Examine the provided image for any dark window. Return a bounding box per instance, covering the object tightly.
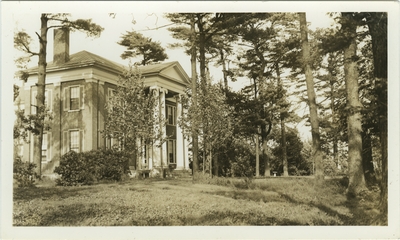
[167,139,176,164]
[167,105,176,125]
[70,86,80,110]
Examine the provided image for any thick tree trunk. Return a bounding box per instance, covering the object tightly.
[190,16,199,179]
[299,13,324,181]
[262,139,270,177]
[366,12,387,217]
[33,14,49,177]
[262,122,272,176]
[330,76,339,169]
[379,122,388,215]
[213,151,218,177]
[362,126,376,186]
[342,12,366,195]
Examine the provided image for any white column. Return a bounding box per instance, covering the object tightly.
[149,87,168,170]
[150,87,160,168]
[175,94,185,170]
[159,88,168,168]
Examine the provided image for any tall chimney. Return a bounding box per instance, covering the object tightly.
[53,28,70,65]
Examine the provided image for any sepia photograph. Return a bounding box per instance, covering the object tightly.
[1,1,399,239]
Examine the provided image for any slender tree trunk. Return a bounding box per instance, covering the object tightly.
[299,12,324,181]
[255,131,259,177]
[197,15,208,89]
[342,12,366,195]
[190,16,199,179]
[220,49,228,91]
[33,14,49,177]
[276,63,288,176]
[280,116,288,176]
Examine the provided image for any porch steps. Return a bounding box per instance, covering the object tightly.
[171,169,192,178]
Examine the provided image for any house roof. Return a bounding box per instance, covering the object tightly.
[27,50,126,74]
[139,61,178,74]
[26,50,191,87]
[27,51,187,76]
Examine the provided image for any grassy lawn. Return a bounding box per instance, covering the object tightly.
[13,176,383,226]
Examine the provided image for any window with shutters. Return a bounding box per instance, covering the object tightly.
[63,129,83,154]
[70,130,80,152]
[106,132,120,150]
[64,85,84,112]
[31,89,52,114]
[42,133,47,162]
[41,132,51,162]
[70,86,80,110]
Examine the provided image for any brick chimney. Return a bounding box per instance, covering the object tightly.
[53,28,70,65]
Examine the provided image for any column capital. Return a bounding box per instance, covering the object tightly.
[149,86,168,94]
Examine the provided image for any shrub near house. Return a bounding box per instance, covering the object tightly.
[54,149,130,186]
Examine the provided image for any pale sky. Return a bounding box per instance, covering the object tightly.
[12,11,335,86]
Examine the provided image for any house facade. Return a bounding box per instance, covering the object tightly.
[15,29,191,176]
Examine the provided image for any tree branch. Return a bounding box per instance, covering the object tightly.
[138,23,175,32]
[47,25,66,30]
[20,41,39,56]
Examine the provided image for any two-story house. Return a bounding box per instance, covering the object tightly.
[15,28,191,177]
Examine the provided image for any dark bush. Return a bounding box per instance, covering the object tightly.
[54,151,96,186]
[231,154,254,178]
[94,149,131,181]
[54,149,131,186]
[13,156,39,187]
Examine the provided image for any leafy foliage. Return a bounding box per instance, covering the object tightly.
[103,66,165,158]
[179,82,233,174]
[13,157,39,187]
[14,107,53,141]
[54,149,131,186]
[270,127,312,176]
[118,31,168,65]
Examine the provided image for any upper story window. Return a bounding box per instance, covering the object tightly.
[70,86,80,110]
[107,88,116,101]
[64,85,84,111]
[167,105,176,125]
[31,89,52,114]
[107,88,117,111]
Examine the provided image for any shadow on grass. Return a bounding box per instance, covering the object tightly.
[37,203,98,226]
[206,190,282,203]
[13,185,101,201]
[180,210,302,226]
